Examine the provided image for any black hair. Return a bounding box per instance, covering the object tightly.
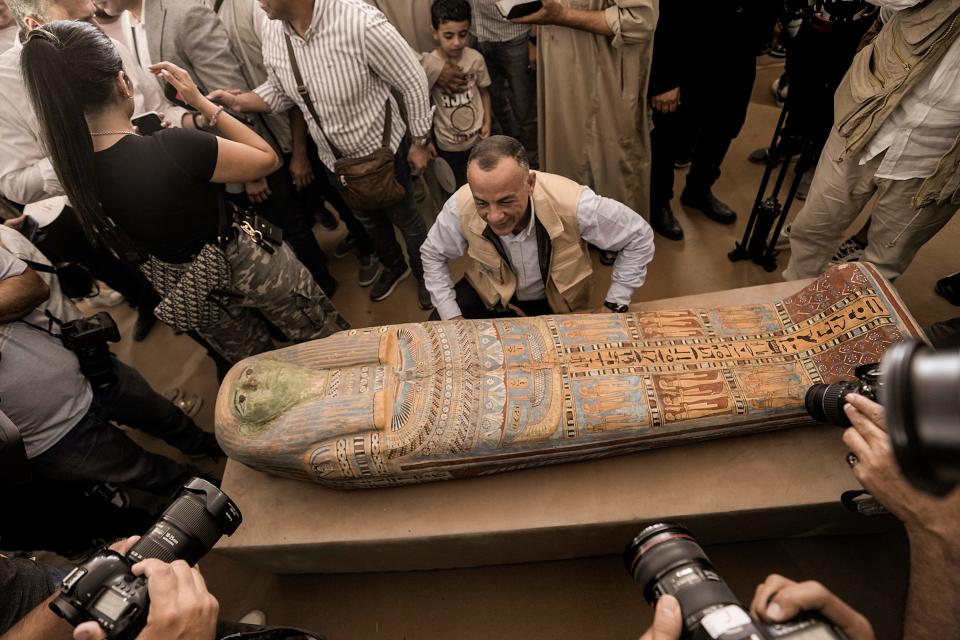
[468,135,529,172]
[430,0,471,29]
[20,20,126,250]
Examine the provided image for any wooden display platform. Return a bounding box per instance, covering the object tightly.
[215,278,904,573]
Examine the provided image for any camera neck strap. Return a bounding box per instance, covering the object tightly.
[17,309,63,338]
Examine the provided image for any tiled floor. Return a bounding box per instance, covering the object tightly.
[93,55,954,638]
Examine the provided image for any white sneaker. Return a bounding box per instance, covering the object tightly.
[86,285,125,307]
[830,236,868,264]
[238,610,266,626]
[771,78,788,107]
[774,223,791,251]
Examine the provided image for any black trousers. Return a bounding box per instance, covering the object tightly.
[650,55,756,208]
[30,360,207,497]
[429,277,553,320]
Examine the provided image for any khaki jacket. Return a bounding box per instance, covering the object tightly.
[834,0,960,207]
[456,172,592,315]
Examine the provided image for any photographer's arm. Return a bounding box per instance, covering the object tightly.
[0,594,73,640]
[148,62,280,182]
[0,539,138,640]
[843,394,960,638]
[0,266,48,323]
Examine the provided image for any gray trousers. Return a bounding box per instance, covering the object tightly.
[783,127,958,281]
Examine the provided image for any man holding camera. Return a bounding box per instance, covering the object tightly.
[636,391,960,639]
[1,537,224,640]
[0,247,218,497]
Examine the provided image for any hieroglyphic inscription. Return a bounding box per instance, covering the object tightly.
[215,263,924,489]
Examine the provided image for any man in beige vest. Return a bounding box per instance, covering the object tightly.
[421,135,654,320]
[511,0,657,218]
[783,0,960,282]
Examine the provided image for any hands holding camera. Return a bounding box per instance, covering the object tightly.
[71,546,218,640]
[637,578,875,640]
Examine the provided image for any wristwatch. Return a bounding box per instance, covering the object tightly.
[411,134,431,148]
[604,300,629,313]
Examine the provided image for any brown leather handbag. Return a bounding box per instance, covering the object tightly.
[283,35,405,211]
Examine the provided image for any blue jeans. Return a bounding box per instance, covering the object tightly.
[326,138,427,280]
[31,360,206,497]
[476,36,538,163]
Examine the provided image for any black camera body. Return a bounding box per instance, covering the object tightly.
[625,523,844,640]
[60,312,121,389]
[51,478,242,639]
[804,363,880,427]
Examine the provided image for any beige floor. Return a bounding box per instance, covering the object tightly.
[93,56,955,638]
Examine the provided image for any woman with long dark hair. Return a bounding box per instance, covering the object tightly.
[19,20,347,363]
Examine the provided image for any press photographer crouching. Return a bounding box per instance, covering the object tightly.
[633,340,960,639]
[0,246,222,498]
[0,478,323,640]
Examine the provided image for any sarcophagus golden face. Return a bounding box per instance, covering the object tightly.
[215,263,924,488]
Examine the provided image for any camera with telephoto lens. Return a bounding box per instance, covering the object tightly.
[624,523,845,640]
[60,311,121,390]
[50,478,242,640]
[804,363,881,428]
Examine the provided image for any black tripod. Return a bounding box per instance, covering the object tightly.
[729,99,816,272]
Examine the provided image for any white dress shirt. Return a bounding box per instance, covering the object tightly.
[0,30,187,205]
[253,0,432,170]
[421,183,656,320]
[860,0,960,180]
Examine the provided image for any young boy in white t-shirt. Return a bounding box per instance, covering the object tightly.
[420,0,492,188]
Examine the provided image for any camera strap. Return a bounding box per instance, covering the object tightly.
[16,309,62,338]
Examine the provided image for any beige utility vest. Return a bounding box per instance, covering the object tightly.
[835,0,960,207]
[456,172,593,315]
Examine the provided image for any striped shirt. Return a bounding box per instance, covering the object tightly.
[254,0,432,169]
[468,0,530,43]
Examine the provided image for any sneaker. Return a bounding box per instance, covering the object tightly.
[87,285,125,307]
[771,76,788,105]
[358,254,382,287]
[769,43,788,59]
[316,207,339,231]
[162,387,204,419]
[830,236,868,264]
[334,235,357,258]
[417,281,433,310]
[85,483,130,509]
[774,223,791,251]
[239,610,267,626]
[370,265,411,301]
[673,156,692,169]
[796,170,813,201]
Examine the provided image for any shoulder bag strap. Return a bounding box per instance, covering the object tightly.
[380,97,392,149]
[283,33,345,160]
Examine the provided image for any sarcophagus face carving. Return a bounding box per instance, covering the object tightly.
[215,263,924,488]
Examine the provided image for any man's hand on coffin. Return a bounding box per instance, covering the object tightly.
[842,393,960,536]
[750,574,875,640]
[637,595,681,640]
